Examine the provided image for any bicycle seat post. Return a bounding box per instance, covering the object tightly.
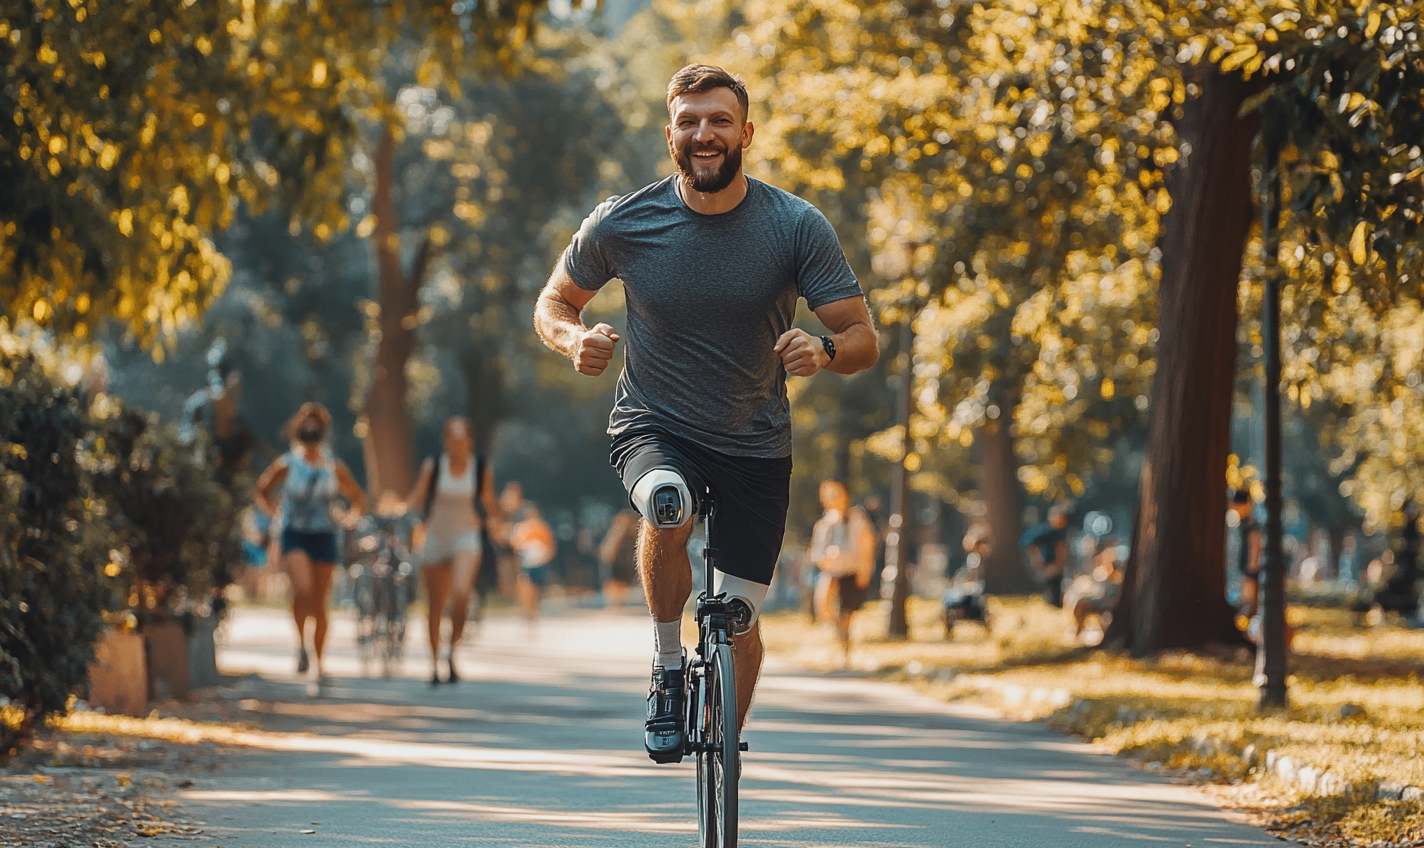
[700,488,717,601]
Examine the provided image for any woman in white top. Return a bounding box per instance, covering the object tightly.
[408,416,498,685]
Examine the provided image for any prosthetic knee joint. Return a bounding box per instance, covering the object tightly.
[713,571,769,637]
[631,467,693,529]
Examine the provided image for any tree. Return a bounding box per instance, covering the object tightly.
[1106,69,1262,654]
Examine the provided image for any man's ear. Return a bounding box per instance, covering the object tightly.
[742,121,755,148]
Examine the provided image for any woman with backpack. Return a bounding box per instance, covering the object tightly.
[408,416,498,685]
[254,402,366,694]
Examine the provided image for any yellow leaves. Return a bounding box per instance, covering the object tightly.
[355,215,377,238]
[138,114,157,148]
[1219,43,1259,73]
[311,59,328,87]
[148,29,161,45]
[32,300,50,322]
[1339,92,1367,114]
[1101,377,1115,400]
[1349,220,1370,265]
[195,36,212,56]
[1365,8,1382,39]
[37,44,57,64]
[48,136,66,155]
[214,162,229,185]
[117,209,133,236]
[1320,149,1339,170]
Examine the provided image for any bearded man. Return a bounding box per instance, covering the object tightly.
[533,64,879,763]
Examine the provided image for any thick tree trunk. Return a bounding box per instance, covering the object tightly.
[1107,71,1260,655]
[364,124,430,499]
[980,415,1034,594]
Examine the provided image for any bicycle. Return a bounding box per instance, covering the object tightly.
[348,513,416,676]
[683,491,749,848]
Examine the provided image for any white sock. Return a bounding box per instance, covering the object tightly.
[653,618,683,669]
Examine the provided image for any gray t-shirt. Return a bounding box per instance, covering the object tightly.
[562,176,863,459]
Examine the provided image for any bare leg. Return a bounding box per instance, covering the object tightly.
[516,575,541,624]
[638,521,694,622]
[448,550,479,645]
[310,563,336,678]
[731,623,764,732]
[836,610,853,668]
[286,550,315,666]
[423,562,453,674]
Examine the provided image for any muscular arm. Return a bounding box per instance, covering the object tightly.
[814,295,879,375]
[774,295,879,377]
[534,264,619,375]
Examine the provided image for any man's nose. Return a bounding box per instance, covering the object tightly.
[694,121,715,141]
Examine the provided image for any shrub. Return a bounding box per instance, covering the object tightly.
[89,400,240,620]
[0,352,118,757]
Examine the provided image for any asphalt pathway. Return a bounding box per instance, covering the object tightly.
[158,605,1276,847]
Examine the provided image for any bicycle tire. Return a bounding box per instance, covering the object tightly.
[697,642,738,848]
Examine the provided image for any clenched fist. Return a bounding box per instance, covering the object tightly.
[774,328,830,377]
[574,323,620,376]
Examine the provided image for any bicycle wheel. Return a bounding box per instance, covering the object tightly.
[696,642,738,848]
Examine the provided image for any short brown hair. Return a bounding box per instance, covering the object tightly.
[667,64,749,122]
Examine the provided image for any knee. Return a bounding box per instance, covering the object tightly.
[631,467,694,529]
[714,572,769,637]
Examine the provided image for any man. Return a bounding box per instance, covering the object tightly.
[1229,488,1262,618]
[809,480,877,667]
[533,64,878,763]
[1022,504,1071,608]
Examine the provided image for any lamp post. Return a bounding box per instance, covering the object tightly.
[885,240,920,640]
[1257,138,1288,710]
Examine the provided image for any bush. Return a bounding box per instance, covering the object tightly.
[89,399,240,620]
[0,345,243,758]
[0,352,118,757]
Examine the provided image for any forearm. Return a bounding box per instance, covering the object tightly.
[534,289,588,360]
[826,320,878,375]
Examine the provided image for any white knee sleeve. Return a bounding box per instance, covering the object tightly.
[631,467,693,529]
[713,570,769,636]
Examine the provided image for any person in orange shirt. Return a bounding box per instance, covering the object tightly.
[512,503,557,625]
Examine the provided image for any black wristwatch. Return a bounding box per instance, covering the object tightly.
[819,335,837,362]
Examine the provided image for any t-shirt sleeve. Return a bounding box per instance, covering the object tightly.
[560,197,620,291]
[795,207,864,309]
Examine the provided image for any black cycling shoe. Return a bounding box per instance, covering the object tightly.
[644,662,687,764]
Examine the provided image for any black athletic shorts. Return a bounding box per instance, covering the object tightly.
[611,426,792,586]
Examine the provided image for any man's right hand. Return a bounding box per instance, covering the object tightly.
[574,323,620,376]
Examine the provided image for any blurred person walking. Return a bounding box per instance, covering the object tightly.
[254,403,366,694]
[1229,488,1263,618]
[599,509,641,609]
[809,480,877,667]
[1021,505,1071,608]
[512,503,557,626]
[408,416,498,686]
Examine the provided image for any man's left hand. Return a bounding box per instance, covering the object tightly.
[774,328,829,377]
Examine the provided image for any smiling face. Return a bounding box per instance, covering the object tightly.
[666,88,752,194]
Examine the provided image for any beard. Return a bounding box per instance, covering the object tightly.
[673,138,742,194]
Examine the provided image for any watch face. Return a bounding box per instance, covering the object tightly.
[821,335,836,360]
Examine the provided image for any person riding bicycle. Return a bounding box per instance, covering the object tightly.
[533,63,878,763]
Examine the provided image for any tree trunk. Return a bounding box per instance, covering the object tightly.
[363,124,431,499]
[980,415,1034,594]
[1107,71,1260,655]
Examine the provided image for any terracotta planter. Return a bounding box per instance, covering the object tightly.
[87,631,147,717]
[143,621,191,702]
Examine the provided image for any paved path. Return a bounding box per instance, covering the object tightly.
[159,606,1274,847]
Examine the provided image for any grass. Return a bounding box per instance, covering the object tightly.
[760,595,1424,845]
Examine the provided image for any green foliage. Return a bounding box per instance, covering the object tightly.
[0,335,240,756]
[88,400,239,613]
[0,346,117,755]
